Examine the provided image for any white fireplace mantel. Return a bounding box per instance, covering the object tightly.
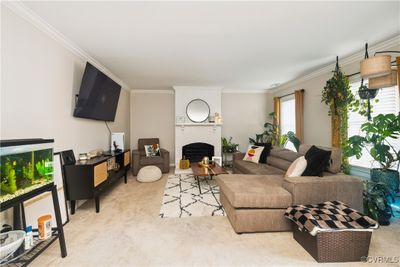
[173,86,222,167]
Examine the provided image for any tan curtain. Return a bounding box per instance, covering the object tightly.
[273,97,281,139]
[294,89,304,143]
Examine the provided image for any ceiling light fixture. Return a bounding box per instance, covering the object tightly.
[360,43,399,88]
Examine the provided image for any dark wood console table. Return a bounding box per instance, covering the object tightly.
[63,149,130,214]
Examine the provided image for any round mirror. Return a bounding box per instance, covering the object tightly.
[186,99,210,123]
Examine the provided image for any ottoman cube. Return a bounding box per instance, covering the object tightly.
[285,201,378,263]
[137,165,162,182]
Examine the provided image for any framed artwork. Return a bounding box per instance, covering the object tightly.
[212,156,222,166]
[23,153,69,227]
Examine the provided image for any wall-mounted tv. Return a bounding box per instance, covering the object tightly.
[73,62,121,121]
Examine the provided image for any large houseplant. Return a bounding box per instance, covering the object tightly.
[363,181,394,225]
[249,112,279,145]
[344,113,400,193]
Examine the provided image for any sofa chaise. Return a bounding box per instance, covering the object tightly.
[217,144,363,233]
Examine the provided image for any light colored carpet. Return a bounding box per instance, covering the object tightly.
[159,174,224,218]
[30,170,400,267]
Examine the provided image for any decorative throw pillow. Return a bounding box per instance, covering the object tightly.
[254,142,272,164]
[144,144,161,157]
[285,156,307,177]
[302,145,331,177]
[243,145,264,163]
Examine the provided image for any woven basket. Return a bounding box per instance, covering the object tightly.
[293,225,372,263]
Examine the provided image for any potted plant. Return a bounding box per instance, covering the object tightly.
[363,181,394,225]
[344,113,400,194]
[221,137,238,153]
[249,112,279,145]
[279,131,301,152]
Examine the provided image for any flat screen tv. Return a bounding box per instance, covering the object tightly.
[73,62,121,121]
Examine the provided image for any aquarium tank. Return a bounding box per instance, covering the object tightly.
[0,139,54,204]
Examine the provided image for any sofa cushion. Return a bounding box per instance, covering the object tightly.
[269,147,302,162]
[217,174,292,208]
[140,156,163,165]
[254,142,272,163]
[299,144,342,174]
[286,156,307,177]
[302,145,331,177]
[243,145,264,163]
[234,160,285,175]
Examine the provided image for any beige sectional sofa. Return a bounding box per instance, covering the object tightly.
[217,144,363,233]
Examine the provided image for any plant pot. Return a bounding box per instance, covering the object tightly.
[370,168,400,193]
[358,88,378,99]
[378,208,391,226]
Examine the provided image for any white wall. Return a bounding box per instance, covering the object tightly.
[130,91,175,164]
[1,6,131,154]
[222,92,273,152]
[130,90,273,165]
[271,37,400,147]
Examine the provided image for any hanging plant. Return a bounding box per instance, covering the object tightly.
[321,57,353,117]
[321,56,353,173]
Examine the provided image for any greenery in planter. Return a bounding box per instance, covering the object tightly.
[344,113,400,170]
[221,137,238,153]
[249,112,279,145]
[344,113,400,193]
[321,59,353,172]
[279,131,301,152]
[363,181,394,225]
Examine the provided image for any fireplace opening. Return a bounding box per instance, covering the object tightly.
[182,142,214,163]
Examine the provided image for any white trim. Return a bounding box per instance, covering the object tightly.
[173,86,223,91]
[271,35,400,93]
[131,89,174,94]
[222,89,271,94]
[2,1,131,91]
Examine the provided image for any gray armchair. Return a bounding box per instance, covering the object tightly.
[132,138,170,175]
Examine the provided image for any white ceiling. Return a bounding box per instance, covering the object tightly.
[22,1,400,91]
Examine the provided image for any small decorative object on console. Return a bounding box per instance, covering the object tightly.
[111,132,125,151]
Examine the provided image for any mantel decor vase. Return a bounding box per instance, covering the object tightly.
[370,168,400,194]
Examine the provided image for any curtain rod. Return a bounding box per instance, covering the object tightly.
[278,89,304,99]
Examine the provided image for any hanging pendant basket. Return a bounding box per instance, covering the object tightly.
[358,86,378,100]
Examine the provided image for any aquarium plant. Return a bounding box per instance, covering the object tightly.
[22,162,34,181]
[1,161,17,194]
[35,159,53,181]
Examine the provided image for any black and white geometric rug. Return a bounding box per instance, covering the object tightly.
[159,174,225,218]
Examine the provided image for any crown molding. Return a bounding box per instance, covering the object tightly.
[131,89,175,94]
[271,35,400,94]
[222,89,271,94]
[173,86,223,91]
[2,1,131,91]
